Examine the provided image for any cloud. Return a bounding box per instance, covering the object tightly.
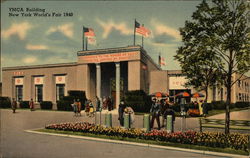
[22,56,37,64]
[151,43,178,47]
[26,44,48,50]
[96,19,133,39]
[151,19,181,41]
[47,23,74,38]
[1,22,33,40]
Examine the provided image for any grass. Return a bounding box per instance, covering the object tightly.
[36,128,248,156]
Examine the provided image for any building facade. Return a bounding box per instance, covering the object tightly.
[2,46,160,107]
[2,46,250,108]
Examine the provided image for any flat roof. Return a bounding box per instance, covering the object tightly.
[3,62,77,71]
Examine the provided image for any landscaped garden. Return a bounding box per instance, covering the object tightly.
[43,121,249,155]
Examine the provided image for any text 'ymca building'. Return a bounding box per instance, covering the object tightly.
[2,46,250,108]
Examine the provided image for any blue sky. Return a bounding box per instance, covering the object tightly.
[1,1,200,70]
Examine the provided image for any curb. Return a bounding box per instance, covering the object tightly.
[25,129,249,158]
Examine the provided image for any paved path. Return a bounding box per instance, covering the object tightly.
[208,109,250,120]
[0,109,226,158]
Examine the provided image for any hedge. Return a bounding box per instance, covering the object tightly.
[234,102,249,108]
[0,97,11,108]
[40,101,53,110]
[124,90,152,113]
[57,91,87,111]
[19,101,30,108]
[57,96,74,111]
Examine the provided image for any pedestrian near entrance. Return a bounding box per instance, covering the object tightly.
[102,97,107,110]
[118,101,126,126]
[11,98,17,113]
[107,97,112,111]
[77,99,82,116]
[72,99,78,116]
[150,99,161,130]
[29,99,34,111]
[95,96,100,112]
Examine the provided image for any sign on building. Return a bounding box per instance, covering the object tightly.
[169,76,188,89]
[15,77,24,85]
[55,76,66,84]
[34,77,44,85]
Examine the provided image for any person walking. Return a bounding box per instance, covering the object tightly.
[77,99,82,116]
[95,96,100,112]
[118,101,126,126]
[150,99,161,130]
[102,97,107,110]
[198,100,204,116]
[161,99,170,127]
[72,99,78,116]
[11,98,17,113]
[29,98,34,111]
[202,100,208,117]
[107,97,112,111]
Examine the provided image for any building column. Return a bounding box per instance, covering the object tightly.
[115,62,120,107]
[96,63,101,99]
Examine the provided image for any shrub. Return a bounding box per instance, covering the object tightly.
[234,102,249,108]
[57,96,74,111]
[19,101,30,108]
[40,101,53,110]
[67,90,86,110]
[211,101,226,110]
[124,90,152,113]
[0,97,11,108]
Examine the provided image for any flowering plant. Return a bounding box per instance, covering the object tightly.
[45,122,249,152]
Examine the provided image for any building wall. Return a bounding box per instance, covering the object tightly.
[128,60,141,91]
[149,71,168,93]
[2,63,78,103]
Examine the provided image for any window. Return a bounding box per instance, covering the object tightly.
[35,85,43,102]
[56,84,65,101]
[238,80,241,88]
[55,75,66,101]
[212,86,216,101]
[220,88,223,101]
[16,85,23,101]
[14,77,24,101]
[239,93,242,101]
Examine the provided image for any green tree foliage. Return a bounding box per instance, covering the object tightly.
[175,0,249,134]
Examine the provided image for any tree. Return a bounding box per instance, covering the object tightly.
[176,43,224,102]
[175,0,250,134]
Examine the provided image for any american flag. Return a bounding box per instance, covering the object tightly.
[159,56,166,66]
[83,27,95,37]
[88,37,96,45]
[135,21,151,37]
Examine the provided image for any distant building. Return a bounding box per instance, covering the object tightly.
[2,46,249,108]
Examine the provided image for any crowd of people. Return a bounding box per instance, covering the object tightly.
[10,95,207,132]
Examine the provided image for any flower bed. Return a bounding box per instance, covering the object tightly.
[45,122,249,152]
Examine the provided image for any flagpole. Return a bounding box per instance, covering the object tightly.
[86,37,88,50]
[82,26,85,51]
[142,35,144,48]
[159,53,161,68]
[142,24,144,48]
[134,19,136,46]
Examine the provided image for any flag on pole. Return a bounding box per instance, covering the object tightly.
[83,27,95,37]
[83,27,96,45]
[135,21,151,37]
[87,37,96,45]
[159,55,166,66]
